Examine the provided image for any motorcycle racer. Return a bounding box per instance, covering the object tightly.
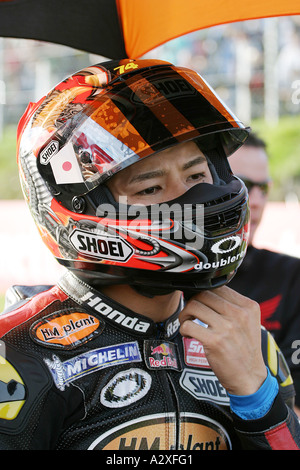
[0,59,299,450]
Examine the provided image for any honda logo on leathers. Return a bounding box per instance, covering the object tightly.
[81,291,151,334]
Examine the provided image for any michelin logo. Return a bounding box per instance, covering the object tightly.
[45,341,142,391]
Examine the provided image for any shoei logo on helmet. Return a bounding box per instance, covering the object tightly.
[211,236,242,254]
[40,140,59,165]
[69,229,133,262]
[131,77,196,106]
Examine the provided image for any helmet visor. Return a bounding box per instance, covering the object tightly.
[37,66,249,195]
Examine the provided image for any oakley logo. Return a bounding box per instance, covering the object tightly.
[69,229,133,262]
[211,236,242,254]
[100,368,151,409]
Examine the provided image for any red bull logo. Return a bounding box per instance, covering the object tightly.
[151,343,172,356]
[144,341,181,371]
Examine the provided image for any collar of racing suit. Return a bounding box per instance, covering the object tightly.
[58,271,183,340]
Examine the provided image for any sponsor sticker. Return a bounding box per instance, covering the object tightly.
[30,311,104,350]
[164,315,181,339]
[0,356,26,420]
[44,341,142,391]
[180,369,229,405]
[88,412,231,450]
[69,229,133,262]
[143,340,181,371]
[80,291,152,335]
[131,77,197,107]
[194,249,246,271]
[182,337,210,368]
[40,140,59,165]
[49,142,84,184]
[100,368,151,408]
[210,236,242,254]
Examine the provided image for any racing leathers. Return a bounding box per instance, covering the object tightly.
[0,271,299,450]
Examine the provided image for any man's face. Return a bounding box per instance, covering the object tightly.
[106,141,213,205]
[229,145,270,245]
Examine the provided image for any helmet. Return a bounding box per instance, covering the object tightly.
[17,59,250,296]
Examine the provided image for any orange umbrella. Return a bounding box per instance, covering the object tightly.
[0,0,299,58]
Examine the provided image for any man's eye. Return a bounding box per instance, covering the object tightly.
[188,172,206,181]
[137,186,160,196]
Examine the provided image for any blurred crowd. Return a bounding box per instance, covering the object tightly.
[145,16,300,122]
[0,16,300,129]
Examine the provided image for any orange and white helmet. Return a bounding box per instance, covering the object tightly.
[17,59,250,295]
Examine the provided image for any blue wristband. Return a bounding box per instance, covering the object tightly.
[228,368,279,420]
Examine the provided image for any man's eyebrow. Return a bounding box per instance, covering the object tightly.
[129,169,166,184]
[129,155,207,184]
[182,155,207,170]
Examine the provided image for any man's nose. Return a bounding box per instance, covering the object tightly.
[166,178,189,200]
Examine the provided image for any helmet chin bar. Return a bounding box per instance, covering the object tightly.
[132,273,230,298]
[68,176,248,297]
[68,257,235,298]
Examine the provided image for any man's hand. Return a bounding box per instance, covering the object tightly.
[179,286,267,396]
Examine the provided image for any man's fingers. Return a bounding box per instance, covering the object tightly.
[179,318,211,341]
[186,286,261,321]
[179,299,219,328]
[208,285,260,310]
[179,285,262,344]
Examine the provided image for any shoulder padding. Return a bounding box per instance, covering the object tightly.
[3,285,53,311]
